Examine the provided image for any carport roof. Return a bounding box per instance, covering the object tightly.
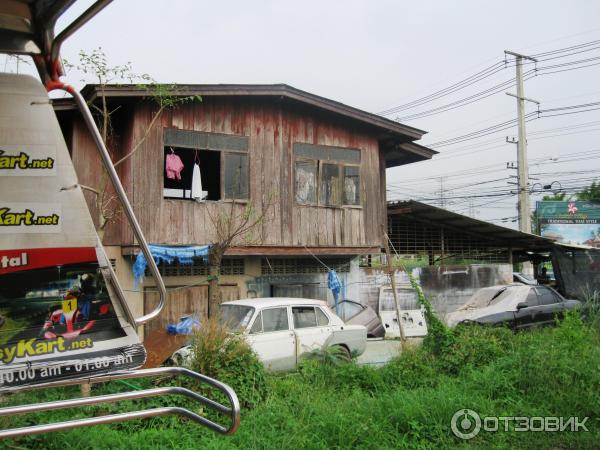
[388,200,555,252]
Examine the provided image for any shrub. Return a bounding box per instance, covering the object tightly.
[187,316,268,409]
[304,344,352,367]
[437,324,513,375]
[408,273,455,356]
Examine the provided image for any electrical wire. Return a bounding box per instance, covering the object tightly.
[378,39,600,119]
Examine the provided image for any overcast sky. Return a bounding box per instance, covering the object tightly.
[6,0,600,229]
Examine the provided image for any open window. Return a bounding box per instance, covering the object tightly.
[163,129,249,201]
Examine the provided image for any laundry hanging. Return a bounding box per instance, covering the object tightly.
[165,148,185,180]
[191,150,204,201]
[132,244,210,287]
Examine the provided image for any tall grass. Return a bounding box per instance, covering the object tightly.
[2,313,599,449]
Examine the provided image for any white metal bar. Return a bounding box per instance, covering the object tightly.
[0,367,240,438]
[68,88,167,326]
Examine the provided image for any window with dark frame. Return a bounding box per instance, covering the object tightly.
[293,143,361,207]
[163,128,249,201]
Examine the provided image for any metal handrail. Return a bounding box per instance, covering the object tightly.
[67,87,167,326]
[0,367,241,439]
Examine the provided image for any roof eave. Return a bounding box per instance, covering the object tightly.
[77,83,428,140]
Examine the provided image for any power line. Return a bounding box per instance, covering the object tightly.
[378,39,600,119]
[377,61,506,115]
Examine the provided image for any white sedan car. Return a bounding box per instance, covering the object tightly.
[173,298,367,371]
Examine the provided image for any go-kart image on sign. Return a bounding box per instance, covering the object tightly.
[0,247,145,388]
[0,203,61,234]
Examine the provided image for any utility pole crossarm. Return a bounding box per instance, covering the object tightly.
[505,92,540,105]
[504,50,538,62]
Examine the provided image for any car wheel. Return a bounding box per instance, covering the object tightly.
[332,345,351,362]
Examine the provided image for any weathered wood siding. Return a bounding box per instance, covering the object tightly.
[72,97,386,249]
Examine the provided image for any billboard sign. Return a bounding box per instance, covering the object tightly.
[537,201,600,247]
[0,73,145,390]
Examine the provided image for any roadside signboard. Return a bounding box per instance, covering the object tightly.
[536,201,600,247]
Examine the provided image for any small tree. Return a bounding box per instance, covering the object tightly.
[206,195,275,317]
[65,48,199,238]
[577,181,600,201]
[531,192,569,234]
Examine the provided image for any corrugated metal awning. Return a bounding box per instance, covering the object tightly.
[388,200,555,252]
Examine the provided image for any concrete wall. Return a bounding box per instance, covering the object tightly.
[417,264,513,318]
[355,264,513,319]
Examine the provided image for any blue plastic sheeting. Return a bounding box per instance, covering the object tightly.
[133,244,210,287]
[328,270,342,314]
[167,315,201,335]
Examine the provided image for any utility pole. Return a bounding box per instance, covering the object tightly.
[439,176,445,208]
[382,225,406,346]
[504,50,539,234]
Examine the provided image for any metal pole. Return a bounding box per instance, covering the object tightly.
[0,367,241,438]
[69,89,167,326]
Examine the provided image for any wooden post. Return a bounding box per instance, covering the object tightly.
[80,382,91,397]
[382,225,406,345]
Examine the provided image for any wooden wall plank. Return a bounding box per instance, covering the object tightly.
[144,285,208,336]
[72,96,387,252]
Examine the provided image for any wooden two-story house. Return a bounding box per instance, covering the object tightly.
[54,84,435,335]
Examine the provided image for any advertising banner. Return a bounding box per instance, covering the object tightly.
[0,73,145,390]
[537,201,600,247]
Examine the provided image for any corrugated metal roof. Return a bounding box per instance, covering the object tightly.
[388,200,554,251]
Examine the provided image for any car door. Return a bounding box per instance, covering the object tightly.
[338,300,385,338]
[379,287,427,338]
[245,307,296,371]
[536,286,565,325]
[291,306,332,361]
[514,288,542,329]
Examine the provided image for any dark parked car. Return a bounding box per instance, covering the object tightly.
[446,284,582,329]
[335,300,385,338]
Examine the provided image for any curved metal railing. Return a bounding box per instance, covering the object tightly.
[0,367,241,439]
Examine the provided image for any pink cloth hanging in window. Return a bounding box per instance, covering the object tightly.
[165,153,185,180]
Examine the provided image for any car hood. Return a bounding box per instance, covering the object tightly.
[446,287,529,327]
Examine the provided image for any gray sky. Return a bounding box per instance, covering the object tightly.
[6,0,600,228]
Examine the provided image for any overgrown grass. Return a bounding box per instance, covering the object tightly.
[186,316,268,409]
[2,313,599,449]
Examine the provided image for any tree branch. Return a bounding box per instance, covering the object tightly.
[113,105,165,168]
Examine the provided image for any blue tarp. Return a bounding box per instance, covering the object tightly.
[133,244,210,287]
[167,315,201,335]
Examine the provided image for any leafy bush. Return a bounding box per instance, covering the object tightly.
[437,324,513,375]
[187,316,268,409]
[304,344,352,367]
[408,273,455,356]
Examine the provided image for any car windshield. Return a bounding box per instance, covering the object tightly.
[219,305,255,332]
[461,287,514,310]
